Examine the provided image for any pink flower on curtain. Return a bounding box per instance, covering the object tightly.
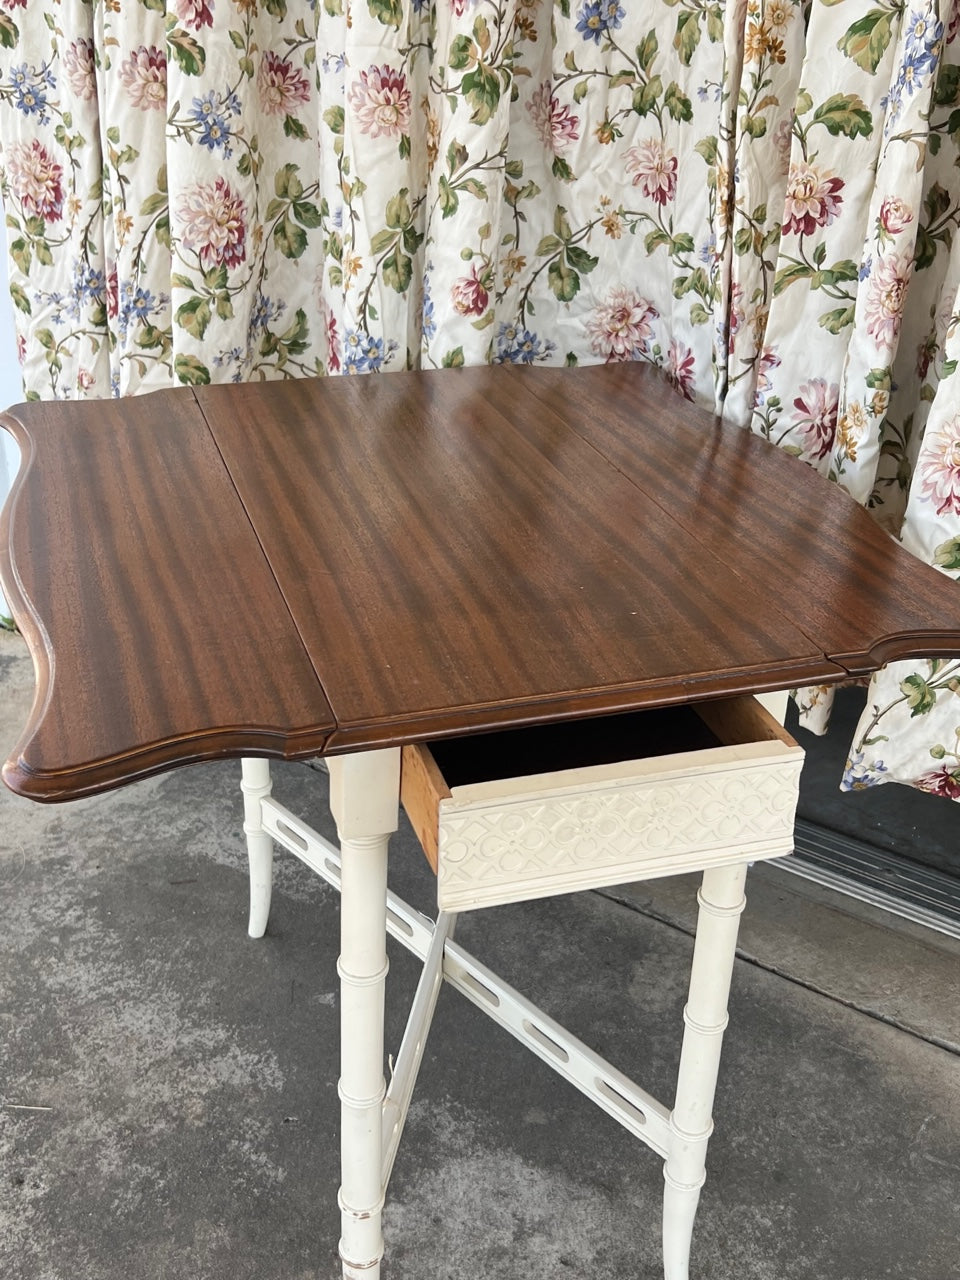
[258,51,311,115]
[6,139,63,222]
[782,161,843,236]
[348,66,411,139]
[864,252,913,351]
[918,415,960,515]
[62,38,97,102]
[624,139,678,204]
[791,377,839,459]
[451,265,489,316]
[177,177,247,270]
[526,83,580,155]
[1,0,27,8]
[120,47,167,111]
[878,196,912,235]
[666,338,696,399]
[587,287,658,359]
[106,264,119,319]
[174,0,214,30]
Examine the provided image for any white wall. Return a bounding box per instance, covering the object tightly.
[0,245,23,619]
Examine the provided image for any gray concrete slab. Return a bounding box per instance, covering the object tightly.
[2,629,959,1280]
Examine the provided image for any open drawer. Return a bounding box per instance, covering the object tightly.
[401,697,804,912]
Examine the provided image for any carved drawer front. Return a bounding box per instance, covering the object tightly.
[401,697,804,912]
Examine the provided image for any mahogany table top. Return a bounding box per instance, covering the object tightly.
[3,362,960,802]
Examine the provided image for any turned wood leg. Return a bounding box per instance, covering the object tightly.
[662,862,748,1280]
[241,758,274,939]
[328,750,400,1280]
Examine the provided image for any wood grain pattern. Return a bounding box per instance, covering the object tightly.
[0,391,334,800]
[198,372,840,753]
[518,362,960,675]
[5,361,960,802]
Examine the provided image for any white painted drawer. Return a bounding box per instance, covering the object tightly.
[401,697,804,912]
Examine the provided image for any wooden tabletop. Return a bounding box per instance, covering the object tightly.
[4,362,960,800]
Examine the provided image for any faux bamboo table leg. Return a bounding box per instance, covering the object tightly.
[662,861,748,1280]
[328,750,401,1280]
[241,758,274,939]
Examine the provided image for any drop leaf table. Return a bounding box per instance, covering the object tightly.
[4,363,959,1279]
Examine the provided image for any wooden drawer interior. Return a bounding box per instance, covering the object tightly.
[401,696,798,874]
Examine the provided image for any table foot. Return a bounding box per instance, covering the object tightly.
[662,861,747,1280]
[329,750,400,1280]
[241,758,274,938]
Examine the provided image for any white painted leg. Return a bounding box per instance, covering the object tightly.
[662,861,748,1280]
[328,750,401,1280]
[241,758,274,939]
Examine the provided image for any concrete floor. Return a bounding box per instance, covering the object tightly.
[1,627,959,1280]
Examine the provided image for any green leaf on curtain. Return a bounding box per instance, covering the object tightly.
[836,10,894,74]
[942,359,958,379]
[552,157,575,181]
[366,0,399,25]
[280,309,309,355]
[9,282,30,314]
[171,273,194,291]
[324,106,345,135]
[274,214,308,258]
[609,71,636,90]
[10,238,31,274]
[275,164,305,200]
[383,249,413,292]
[794,89,814,117]
[548,258,580,301]
[636,31,658,73]
[284,115,309,140]
[689,303,711,325]
[818,305,856,334]
[924,182,952,221]
[733,227,753,256]
[176,296,212,340]
[35,241,53,268]
[140,192,168,217]
[265,0,288,16]
[632,76,662,116]
[673,12,701,66]
[671,231,695,253]
[554,206,573,241]
[812,241,827,266]
[773,261,813,293]
[442,347,465,367]
[573,80,589,104]
[934,64,960,107]
[438,177,459,218]
[370,228,397,254]
[449,35,475,69]
[565,245,598,273]
[741,114,767,137]
[694,135,718,165]
[462,66,501,125]
[556,0,571,18]
[706,5,723,41]
[536,234,563,255]
[155,214,171,248]
[900,673,938,717]
[0,15,18,48]
[664,83,693,122]
[203,265,229,291]
[293,200,323,228]
[386,190,413,229]
[174,355,212,386]
[645,228,672,253]
[167,28,206,76]
[811,94,873,138]
[914,225,939,270]
[229,28,246,49]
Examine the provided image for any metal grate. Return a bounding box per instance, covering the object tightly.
[778,819,960,941]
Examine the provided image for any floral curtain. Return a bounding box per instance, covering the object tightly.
[0,0,958,799]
